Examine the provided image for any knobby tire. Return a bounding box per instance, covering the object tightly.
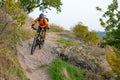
[31,37,37,55]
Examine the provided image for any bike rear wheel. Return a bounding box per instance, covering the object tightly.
[31,37,37,55]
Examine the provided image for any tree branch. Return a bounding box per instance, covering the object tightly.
[27,3,44,14]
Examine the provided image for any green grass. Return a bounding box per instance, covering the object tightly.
[49,59,87,80]
[57,38,79,46]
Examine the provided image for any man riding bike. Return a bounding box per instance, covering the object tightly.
[31,13,49,45]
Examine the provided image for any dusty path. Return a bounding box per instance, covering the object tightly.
[17,32,60,80]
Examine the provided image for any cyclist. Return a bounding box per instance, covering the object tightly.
[31,13,49,45]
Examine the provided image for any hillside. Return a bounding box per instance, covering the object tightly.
[0,8,32,80]
[0,7,119,80]
[0,9,117,79]
[1,0,120,80]
[17,31,118,80]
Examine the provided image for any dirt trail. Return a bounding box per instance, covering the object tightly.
[17,32,60,80]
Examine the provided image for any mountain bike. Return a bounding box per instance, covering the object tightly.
[31,28,45,55]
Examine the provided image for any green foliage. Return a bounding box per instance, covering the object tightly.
[72,22,88,39]
[49,59,87,80]
[85,31,100,44]
[57,38,79,46]
[49,24,65,32]
[96,0,120,49]
[0,0,62,13]
[71,23,100,45]
[96,7,102,11]
[17,0,62,13]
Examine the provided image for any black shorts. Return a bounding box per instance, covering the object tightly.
[38,27,47,32]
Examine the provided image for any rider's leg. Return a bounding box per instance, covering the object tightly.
[41,27,47,45]
[43,27,47,41]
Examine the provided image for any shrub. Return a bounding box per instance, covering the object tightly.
[72,22,88,39]
[105,46,120,75]
[85,31,100,45]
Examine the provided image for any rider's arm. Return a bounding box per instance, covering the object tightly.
[31,17,39,30]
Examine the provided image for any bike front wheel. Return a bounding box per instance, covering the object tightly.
[31,37,38,55]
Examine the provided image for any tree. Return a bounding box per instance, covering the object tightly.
[96,0,120,49]
[18,0,62,13]
[72,22,88,39]
[0,0,62,13]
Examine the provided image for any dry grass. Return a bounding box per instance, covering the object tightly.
[105,46,120,74]
[0,9,29,80]
[61,68,70,80]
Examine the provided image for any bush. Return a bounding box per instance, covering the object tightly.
[72,22,88,39]
[105,46,120,75]
[85,31,100,45]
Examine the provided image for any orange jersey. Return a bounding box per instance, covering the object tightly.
[32,17,48,29]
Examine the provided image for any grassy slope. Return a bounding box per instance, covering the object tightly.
[49,59,87,80]
[49,30,120,80]
[0,9,32,80]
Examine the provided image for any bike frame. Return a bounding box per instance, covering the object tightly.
[31,28,45,55]
[37,29,44,42]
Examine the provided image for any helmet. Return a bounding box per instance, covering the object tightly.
[39,13,44,18]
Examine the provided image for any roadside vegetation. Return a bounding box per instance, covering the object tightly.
[105,46,120,75]
[0,0,31,79]
[71,22,100,45]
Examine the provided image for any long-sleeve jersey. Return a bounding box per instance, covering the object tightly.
[32,17,48,29]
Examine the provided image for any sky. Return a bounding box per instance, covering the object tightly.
[28,0,114,31]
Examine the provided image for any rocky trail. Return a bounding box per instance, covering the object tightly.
[17,32,60,80]
[17,32,112,80]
